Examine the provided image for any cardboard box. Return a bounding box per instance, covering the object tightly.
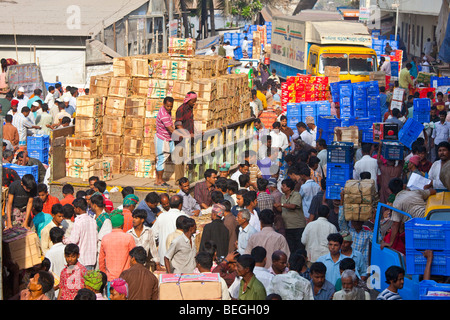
[344,179,376,205]
[105,96,126,117]
[103,116,124,136]
[75,117,102,138]
[102,135,123,155]
[134,158,155,178]
[123,136,143,156]
[66,158,112,181]
[89,73,112,96]
[373,122,399,142]
[75,95,104,118]
[344,203,373,222]
[158,273,221,300]
[125,97,146,117]
[324,66,340,77]
[123,116,144,137]
[3,227,42,270]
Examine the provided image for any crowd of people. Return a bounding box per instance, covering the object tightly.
[2,51,450,301]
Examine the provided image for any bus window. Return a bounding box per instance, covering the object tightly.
[319,53,348,74]
[349,54,377,75]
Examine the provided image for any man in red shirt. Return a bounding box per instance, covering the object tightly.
[37,183,60,214]
[93,180,114,212]
[99,210,136,282]
[60,184,75,206]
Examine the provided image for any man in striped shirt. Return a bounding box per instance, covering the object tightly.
[155,97,175,186]
[377,266,404,300]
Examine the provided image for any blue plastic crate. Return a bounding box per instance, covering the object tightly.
[287,116,301,127]
[340,96,352,107]
[398,118,424,149]
[3,164,39,182]
[327,163,353,183]
[316,101,331,115]
[354,108,368,118]
[381,141,404,160]
[362,129,374,143]
[339,84,353,98]
[367,81,380,95]
[317,116,341,132]
[340,106,353,118]
[352,83,368,96]
[419,280,450,300]
[413,113,431,123]
[352,96,367,109]
[405,218,450,251]
[406,249,450,276]
[367,95,380,109]
[286,103,301,116]
[348,116,377,130]
[28,148,49,164]
[413,98,431,111]
[301,102,316,117]
[327,142,354,164]
[326,183,345,200]
[27,135,50,149]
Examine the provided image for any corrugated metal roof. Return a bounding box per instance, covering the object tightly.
[0,0,150,37]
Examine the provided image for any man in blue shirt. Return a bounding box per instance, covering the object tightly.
[310,261,335,300]
[316,233,346,287]
[136,192,161,227]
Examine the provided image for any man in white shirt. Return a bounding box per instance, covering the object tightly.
[230,161,250,188]
[424,38,434,56]
[301,205,338,262]
[431,111,450,158]
[353,143,380,190]
[151,195,189,264]
[15,106,41,146]
[270,122,289,158]
[380,56,391,76]
[250,246,274,292]
[205,45,217,56]
[296,122,315,147]
[242,37,249,56]
[236,209,258,254]
[44,85,56,109]
[427,141,450,190]
[223,41,239,59]
[15,86,29,113]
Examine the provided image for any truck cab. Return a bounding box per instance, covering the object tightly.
[307,44,378,82]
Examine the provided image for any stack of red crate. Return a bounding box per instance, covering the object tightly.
[281,75,330,112]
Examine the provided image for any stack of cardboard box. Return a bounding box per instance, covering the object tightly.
[67,95,111,181]
[75,43,251,181]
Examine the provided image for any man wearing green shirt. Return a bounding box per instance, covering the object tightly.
[237,254,267,300]
[0,92,13,116]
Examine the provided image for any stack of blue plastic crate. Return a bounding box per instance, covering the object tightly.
[339,82,353,118]
[413,98,431,123]
[27,135,50,165]
[286,103,301,130]
[316,115,341,145]
[352,82,368,118]
[300,101,316,124]
[325,141,354,200]
[405,218,450,286]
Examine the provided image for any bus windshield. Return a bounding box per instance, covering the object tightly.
[349,54,377,75]
[319,53,348,74]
